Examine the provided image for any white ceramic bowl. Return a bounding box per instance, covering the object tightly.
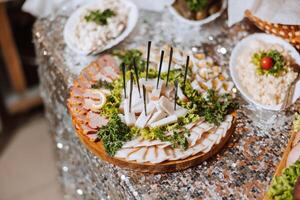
[63,0,138,55]
[168,0,227,26]
[230,33,300,111]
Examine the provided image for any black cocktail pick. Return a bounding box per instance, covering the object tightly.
[166,47,173,87]
[129,71,133,113]
[183,55,189,91]
[156,50,164,89]
[146,41,151,81]
[142,85,147,116]
[122,63,126,98]
[174,80,178,110]
[133,58,141,98]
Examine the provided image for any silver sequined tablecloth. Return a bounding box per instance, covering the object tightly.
[33,7,300,200]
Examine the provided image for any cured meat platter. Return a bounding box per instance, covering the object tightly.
[67,44,237,173]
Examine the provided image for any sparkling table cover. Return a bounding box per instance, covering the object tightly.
[33,7,300,200]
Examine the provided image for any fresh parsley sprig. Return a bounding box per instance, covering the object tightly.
[113,49,146,72]
[85,9,116,25]
[252,49,285,76]
[185,0,208,12]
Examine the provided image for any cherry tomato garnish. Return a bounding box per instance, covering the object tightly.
[261,56,274,70]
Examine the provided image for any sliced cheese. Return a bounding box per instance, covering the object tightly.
[148,110,167,125]
[115,148,135,158]
[158,96,174,115]
[135,113,153,128]
[149,115,177,128]
[122,137,144,148]
[127,148,147,162]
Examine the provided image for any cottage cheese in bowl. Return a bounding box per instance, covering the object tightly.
[64,0,138,55]
[230,34,300,110]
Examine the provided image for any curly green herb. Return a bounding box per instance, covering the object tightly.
[97,113,133,156]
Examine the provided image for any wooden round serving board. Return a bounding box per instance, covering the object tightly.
[68,54,237,173]
[72,116,236,173]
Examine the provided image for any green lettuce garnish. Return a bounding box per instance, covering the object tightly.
[267,161,300,200]
[293,113,300,132]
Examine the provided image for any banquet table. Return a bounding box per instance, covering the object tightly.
[33,7,299,200]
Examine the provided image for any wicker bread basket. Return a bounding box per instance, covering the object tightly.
[245,10,300,50]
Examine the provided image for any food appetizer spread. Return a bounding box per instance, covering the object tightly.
[67,42,237,171]
[267,112,300,200]
[230,34,300,110]
[64,0,138,55]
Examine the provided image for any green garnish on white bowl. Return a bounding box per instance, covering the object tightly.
[251,49,285,77]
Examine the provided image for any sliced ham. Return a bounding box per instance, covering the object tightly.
[71,87,84,97]
[101,67,119,80]
[83,98,102,112]
[83,89,103,100]
[94,72,113,83]
[86,133,99,141]
[68,96,83,106]
[70,104,88,115]
[96,54,118,72]
[81,70,96,83]
[87,111,108,129]
[74,77,91,89]
[72,112,88,123]
[80,123,97,135]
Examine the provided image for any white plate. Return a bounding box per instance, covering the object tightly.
[168,0,226,26]
[230,33,300,111]
[63,0,138,55]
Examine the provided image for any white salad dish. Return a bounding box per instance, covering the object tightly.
[230,33,300,111]
[63,0,138,55]
[168,0,227,26]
